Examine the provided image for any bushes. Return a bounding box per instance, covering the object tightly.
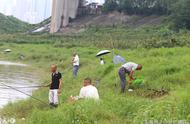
[178,98,190,121]
[171,0,190,30]
[103,0,190,30]
[0,26,190,49]
[103,0,118,12]
[103,0,176,15]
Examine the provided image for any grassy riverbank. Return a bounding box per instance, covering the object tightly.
[0,26,190,124]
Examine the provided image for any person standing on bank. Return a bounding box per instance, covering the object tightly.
[118,62,142,93]
[48,64,62,107]
[72,53,80,77]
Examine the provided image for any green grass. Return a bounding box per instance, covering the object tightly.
[0,25,189,49]
[0,26,190,124]
[0,43,190,124]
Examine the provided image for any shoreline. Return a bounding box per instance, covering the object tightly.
[0,42,189,123]
[0,60,40,109]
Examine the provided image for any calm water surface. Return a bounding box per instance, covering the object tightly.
[0,61,39,108]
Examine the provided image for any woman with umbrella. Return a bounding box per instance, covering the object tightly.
[100,58,105,65]
[96,50,110,65]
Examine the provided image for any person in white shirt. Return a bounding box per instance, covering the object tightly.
[118,62,142,93]
[100,58,105,65]
[71,78,99,100]
[72,53,80,77]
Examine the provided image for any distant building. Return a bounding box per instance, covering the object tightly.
[87,2,102,15]
[78,2,103,16]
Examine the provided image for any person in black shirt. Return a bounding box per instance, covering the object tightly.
[48,64,62,107]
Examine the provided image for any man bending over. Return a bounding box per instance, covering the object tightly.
[118,62,142,93]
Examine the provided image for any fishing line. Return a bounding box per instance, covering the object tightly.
[109,38,119,87]
[0,82,49,106]
[0,85,48,89]
[0,97,12,99]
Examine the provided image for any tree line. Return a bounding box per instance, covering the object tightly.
[103,0,190,29]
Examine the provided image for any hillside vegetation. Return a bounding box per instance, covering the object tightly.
[0,25,189,123]
[103,0,190,30]
[0,25,189,49]
[0,0,189,123]
[69,12,166,27]
[0,13,32,34]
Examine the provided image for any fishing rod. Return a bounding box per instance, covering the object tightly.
[0,82,49,106]
[0,96,13,99]
[0,85,48,89]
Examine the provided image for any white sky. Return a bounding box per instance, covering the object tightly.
[0,0,52,24]
[0,0,105,24]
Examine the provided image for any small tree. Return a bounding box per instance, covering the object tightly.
[171,0,190,29]
[103,0,118,12]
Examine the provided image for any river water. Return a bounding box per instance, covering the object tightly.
[0,61,39,108]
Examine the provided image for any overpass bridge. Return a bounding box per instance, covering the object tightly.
[50,0,79,33]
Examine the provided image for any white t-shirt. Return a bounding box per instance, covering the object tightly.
[73,55,80,66]
[79,85,99,100]
[100,60,104,65]
[122,62,138,72]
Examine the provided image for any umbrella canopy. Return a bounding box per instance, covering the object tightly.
[96,50,111,57]
[113,55,126,64]
[4,49,11,52]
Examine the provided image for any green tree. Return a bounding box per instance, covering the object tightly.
[171,0,190,29]
[103,0,177,15]
[103,0,118,12]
